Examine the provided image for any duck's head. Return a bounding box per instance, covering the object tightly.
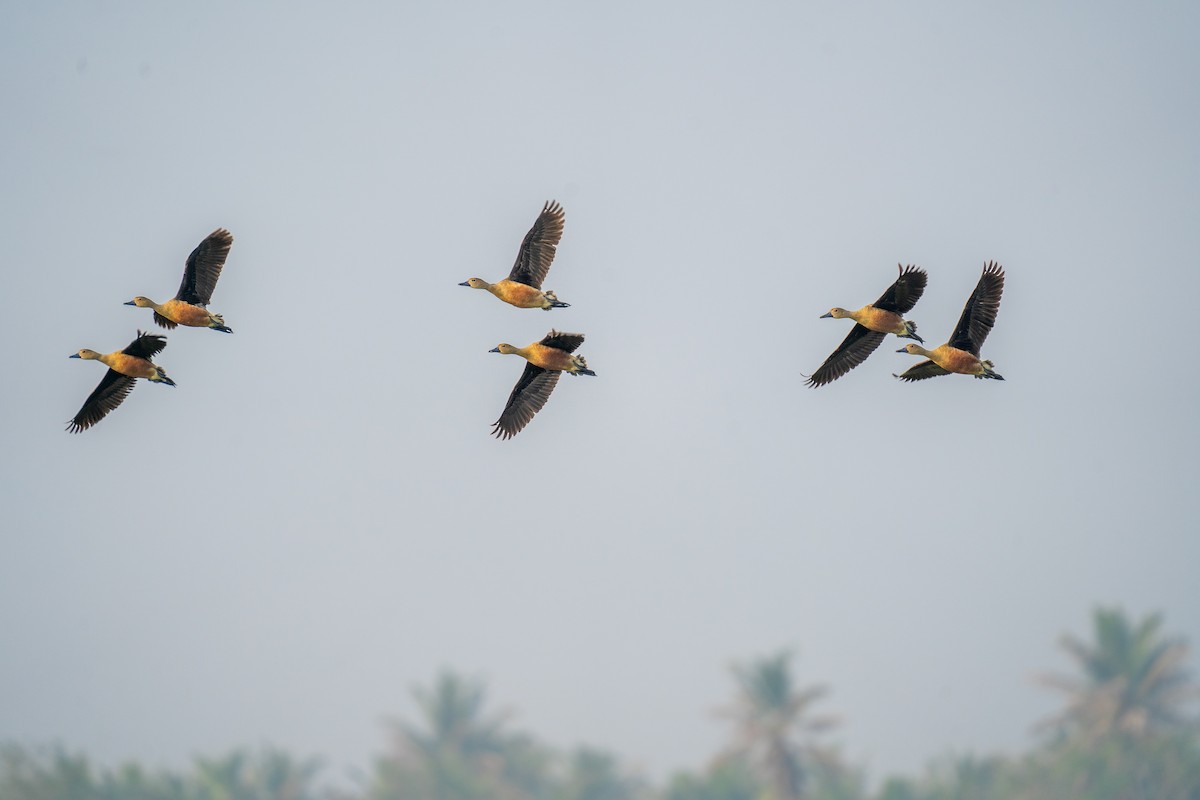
[125,296,154,308]
[460,278,489,289]
[821,307,849,319]
[489,343,518,355]
[71,349,101,360]
[896,343,923,355]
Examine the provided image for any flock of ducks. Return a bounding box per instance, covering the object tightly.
[66,229,234,433]
[460,201,596,439]
[805,261,1006,387]
[66,206,1007,436]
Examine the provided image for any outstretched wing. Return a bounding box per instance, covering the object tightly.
[540,329,584,353]
[874,264,927,314]
[805,326,887,387]
[176,228,233,305]
[122,330,167,360]
[492,363,561,440]
[948,262,1004,355]
[507,201,565,289]
[67,369,136,432]
[895,360,951,382]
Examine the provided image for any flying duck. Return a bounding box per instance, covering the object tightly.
[127,228,234,332]
[805,264,927,387]
[461,201,571,310]
[896,262,1005,381]
[67,330,176,432]
[489,330,594,439]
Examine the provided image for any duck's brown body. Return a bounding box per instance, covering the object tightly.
[466,278,566,310]
[900,343,995,377]
[838,306,911,336]
[130,296,228,330]
[91,350,169,380]
[508,341,590,373]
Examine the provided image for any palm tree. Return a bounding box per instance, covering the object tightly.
[720,650,838,800]
[1038,607,1196,742]
[372,669,549,800]
[555,747,647,800]
[0,744,97,800]
[192,748,325,800]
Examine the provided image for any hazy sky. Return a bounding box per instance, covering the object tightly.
[2,0,1198,788]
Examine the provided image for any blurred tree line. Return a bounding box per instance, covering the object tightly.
[3,607,1197,800]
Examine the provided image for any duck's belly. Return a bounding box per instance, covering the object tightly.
[493,281,547,308]
[935,347,981,374]
[105,353,157,379]
[161,299,214,327]
[856,306,903,335]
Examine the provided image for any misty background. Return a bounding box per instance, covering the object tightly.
[1,0,1197,790]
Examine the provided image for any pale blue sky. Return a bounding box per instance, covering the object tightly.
[2,0,1198,787]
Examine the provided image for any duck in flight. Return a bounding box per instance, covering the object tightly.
[489,330,594,439]
[461,201,571,310]
[126,228,234,332]
[67,330,176,433]
[805,264,927,387]
[895,262,1005,381]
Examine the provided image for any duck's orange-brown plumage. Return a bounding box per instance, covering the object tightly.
[127,228,234,332]
[895,262,1005,381]
[805,264,927,387]
[461,201,571,310]
[489,330,595,439]
[67,330,176,433]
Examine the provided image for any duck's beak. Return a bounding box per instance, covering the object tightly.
[489,346,500,353]
[459,281,471,287]
[124,300,136,306]
[896,347,908,353]
[820,312,833,318]
[69,353,80,358]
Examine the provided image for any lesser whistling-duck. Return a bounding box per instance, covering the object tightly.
[805,264,928,387]
[489,330,594,439]
[127,228,234,332]
[895,262,1005,381]
[67,330,176,433]
[460,201,571,310]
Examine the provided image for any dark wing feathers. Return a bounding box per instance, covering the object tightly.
[805,326,887,387]
[949,262,1004,354]
[492,363,561,440]
[67,369,137,432]
[176,228,233,305]
[873,264,927,314]
[152,311,178,330]
[507,201,565,289]
[540,329,584,353]
[122,330,167,360]
[895,360,951,382]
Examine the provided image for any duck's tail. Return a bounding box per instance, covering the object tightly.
[899,320,923,343]
[209,314,233,333]
[154,371,177,387]
[571,355,596,376]
[977,360,1004,380]
[543,290,571,310]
